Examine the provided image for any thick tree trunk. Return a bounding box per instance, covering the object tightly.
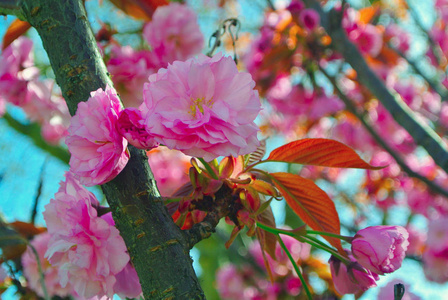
[2,0,205,298]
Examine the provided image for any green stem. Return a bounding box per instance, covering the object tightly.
[277,235,312,300]
[256,221,304,238]
[29,244,49,300]
[301,236,351,266]
[198,157,219,180]
[256,222,352,266]
[306,230,353,242]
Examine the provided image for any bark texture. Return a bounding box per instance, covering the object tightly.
[3,0,205,298]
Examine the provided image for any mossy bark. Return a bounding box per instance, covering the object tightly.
[5,0,205,298]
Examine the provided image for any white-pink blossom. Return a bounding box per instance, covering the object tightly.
[22,232,73,298]
[141,53,261,161]
[43,172,134,298]
[143,3,204,67]
[66,85,129,186]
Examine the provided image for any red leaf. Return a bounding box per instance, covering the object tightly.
[2,19,31,50]
[267,138,382,169]
[255,225,275,283]
[270,172,343,252]
[108,0,168,21]
[256,205,277,260]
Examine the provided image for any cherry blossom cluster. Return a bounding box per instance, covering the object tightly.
[216,225,409,298]
[241,0,448,291]
[0,37,71,144]
[23,172,142,298]
[67,53,261,186]
[106,2,204,108]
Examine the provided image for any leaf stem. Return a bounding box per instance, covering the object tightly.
[306,230,353,242]
[301,235,350,265]
[198,157,219,180]
[277,235,312,300]
[29,243,49,300]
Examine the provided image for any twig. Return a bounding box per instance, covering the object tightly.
[319,66,448,199]
[390,43,448,101]
[266,0,275,10]
[303,0,448,173]
[30,158,47,224]
[184,185,233,249]
[0,0,24,18]
[406,0,444,67]
[2,113,70,164]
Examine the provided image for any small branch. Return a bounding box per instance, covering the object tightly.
[266,0,275,11]
[406,0,444,67]
[320,66,448,199]
[391,44,448,101]
[2,113,70,164]
[184,184,233,249]
[30,158,46,224]
[0,0,24,18]
[303,0,448,173]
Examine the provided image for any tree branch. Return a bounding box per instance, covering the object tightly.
[390,44,448,102]
[320,66,448,199]
[2,113,70,164]
[184,184,234,249]
[12,0,205,298]
[0,0,24,18]
[303,0,448,174]
[406,0,445,67]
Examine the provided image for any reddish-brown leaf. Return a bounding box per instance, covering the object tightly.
[10,221,46,238]
[267,138,382,169]
[256,205,277,260]
[270,172,343,252]
[255,224,275,283]
[2,19,31,50]
[108,0,168,21]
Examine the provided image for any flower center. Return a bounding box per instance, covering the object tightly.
[190,97,213,118]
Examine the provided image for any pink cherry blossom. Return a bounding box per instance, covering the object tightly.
[66,85,129,186]
[143,3,204,67]
[405,226,426,256]
[351,225,409,275]
[22,80,70,144]
[43,172,132,298]
[117,108,159,150]
[427,217,448,252]
[423,248,448,283]
[22,232,73,298]
[249,234,310,278]
[386,24,410,54]
[216,265,246,300]
[329,250,379,295]
[107,45,158,107]
[141,53,261,161]
[0,36,40,107]
[299,9,320,31]
[287,0,305,15]
[147,147,191,197]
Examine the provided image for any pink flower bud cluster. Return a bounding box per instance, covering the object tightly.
[330,226,409,295]
[41,172,141,298]
[107,3,204,108]
[342,7,383,57]
[142,3,204,68]
[0,37,71,144]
